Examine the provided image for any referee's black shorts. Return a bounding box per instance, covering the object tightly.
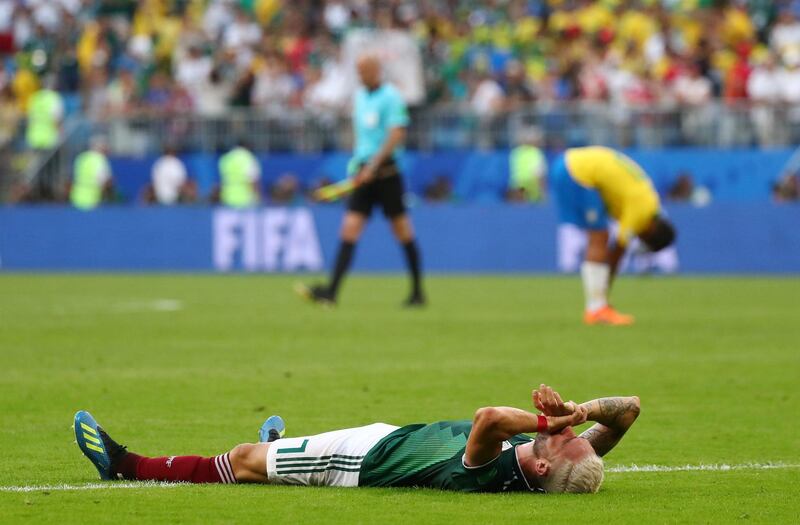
[347,159,407,219]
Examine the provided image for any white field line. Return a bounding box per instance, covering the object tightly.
[607,462,800,473]
[1,463,798,492]
[110,299,184,313]
[0,481,185,493]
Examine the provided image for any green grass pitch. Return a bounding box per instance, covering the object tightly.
[0,274,798,523]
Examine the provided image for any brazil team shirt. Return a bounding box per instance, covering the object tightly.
[358,420,534,492]
[351,83,409,166]
[565,146,661,247]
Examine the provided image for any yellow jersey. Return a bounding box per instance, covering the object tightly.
[565,147,660,246]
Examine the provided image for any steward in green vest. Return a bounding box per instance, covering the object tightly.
[508,127,546,203]
[71,140,112,210]
[26,87,64,150]
[218,145,260,208]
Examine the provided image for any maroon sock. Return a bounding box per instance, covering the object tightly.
[115,453,236,484]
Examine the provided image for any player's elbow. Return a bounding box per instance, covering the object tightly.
[624,396,641,426]
[473,407,502,430]
[630,396,641,417]
[391,127,407,144]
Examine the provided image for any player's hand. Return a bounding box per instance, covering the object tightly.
[354,164,378,185]
[533,384,576,416]
[544,404,588,433]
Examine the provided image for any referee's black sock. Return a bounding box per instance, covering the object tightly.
[329,241,356,297]
[402,240,423,296]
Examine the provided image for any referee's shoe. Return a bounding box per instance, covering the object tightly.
[294,283,336,306]
[403,291,426,308]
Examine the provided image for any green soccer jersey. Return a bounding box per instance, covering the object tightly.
[358,420,534,492]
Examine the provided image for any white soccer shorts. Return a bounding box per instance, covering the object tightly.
[265,423,399,487]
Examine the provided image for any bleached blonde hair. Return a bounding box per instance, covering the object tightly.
[540,454,605,494]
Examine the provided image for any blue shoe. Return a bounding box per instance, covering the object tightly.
[74,410,127,480]
[258,415,286,443]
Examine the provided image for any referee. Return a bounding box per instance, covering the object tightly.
[300,55,425,306]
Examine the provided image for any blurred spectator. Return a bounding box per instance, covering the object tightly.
[302,44,350,115]
[216,140,260,208]
[252,53,295,114]
[502,59,536,110]
[770,9,800,64]
[667,171,712,206]
[507,127,546,203]
[203,0,235,41]
[470,70,505,116]
[84,68,109,119]
[105,68,144,154]
[748,54,785,147]
[142,71,172,112]
[673,62,713,145]
[0,84,21,152]
[668,173,695,201]
[269,173,301,204]
[0,83,22,201]
[105,69,139,116]
[223,6,261,54]
[175,45,213,104]
[69,135,114,210]
[25,75,63,152]
[143,146,196,205]
[471,69,505,149]
[778,50,800,134]
[423,175,453,203]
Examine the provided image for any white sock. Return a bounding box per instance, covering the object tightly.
[581,261,609,312]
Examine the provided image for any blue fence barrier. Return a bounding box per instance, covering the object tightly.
[107,148,794,204]
[1,204,798,273]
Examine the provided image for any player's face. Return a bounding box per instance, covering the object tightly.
[534,428,595,463]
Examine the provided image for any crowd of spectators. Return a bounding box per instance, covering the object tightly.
[3,0,800,123]
[5,0,800,202]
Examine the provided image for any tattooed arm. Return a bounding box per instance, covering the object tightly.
[578,396,640,457]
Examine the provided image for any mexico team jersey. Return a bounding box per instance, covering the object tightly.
[565,147,660,246]
[358,420,534,492]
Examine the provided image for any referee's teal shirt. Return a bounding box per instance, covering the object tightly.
[351,83,409,168]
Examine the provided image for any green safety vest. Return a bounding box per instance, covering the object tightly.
[219,148,258,208]
[510,145,545,202]
[26,89,62,150]
[70,151,108,210]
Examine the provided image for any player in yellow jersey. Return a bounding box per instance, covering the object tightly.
[550,146,676,325]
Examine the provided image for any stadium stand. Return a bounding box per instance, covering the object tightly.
[2,0,800,203]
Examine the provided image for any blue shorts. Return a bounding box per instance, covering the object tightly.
[550,154,608,230]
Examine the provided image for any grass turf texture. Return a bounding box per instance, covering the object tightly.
[0,275,798,524]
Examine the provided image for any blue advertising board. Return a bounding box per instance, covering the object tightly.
[0,204,798,273]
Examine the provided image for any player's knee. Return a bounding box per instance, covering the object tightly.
[340,215,365,241]
[391,217,414,242]
[228,443,264,478]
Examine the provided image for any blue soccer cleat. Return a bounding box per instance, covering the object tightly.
[258,415,286,443]
[74,410,127,480]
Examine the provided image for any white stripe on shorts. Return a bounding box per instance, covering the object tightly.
[266,423,398,487]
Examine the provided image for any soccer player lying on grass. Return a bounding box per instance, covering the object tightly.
[74,385,639,494]
[550,146,677,325]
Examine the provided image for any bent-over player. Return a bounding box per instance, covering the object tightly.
[75,385,639,494]
[550,146,676,325]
